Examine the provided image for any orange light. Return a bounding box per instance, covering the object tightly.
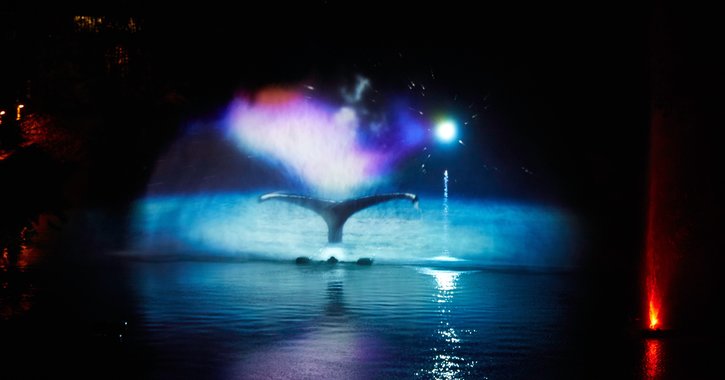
[648,300,660,330]
[16,104,24,120]
[255,88,301,105]
[647,272,662,330]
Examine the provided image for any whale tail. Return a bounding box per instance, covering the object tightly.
[258,192,419,243]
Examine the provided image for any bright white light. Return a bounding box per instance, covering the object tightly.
[435,121,457,143]
[418,268,461,291]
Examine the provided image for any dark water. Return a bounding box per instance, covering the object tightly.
[4,256,721,379]
[125,261,584,379]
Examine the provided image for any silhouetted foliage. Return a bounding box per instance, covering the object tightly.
[1,144,66,267]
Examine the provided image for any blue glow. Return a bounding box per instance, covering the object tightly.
[130,192,582,269]
[435,121,457,143]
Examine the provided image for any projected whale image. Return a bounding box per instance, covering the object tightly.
[132,84,581,268]
[259,192,419,244]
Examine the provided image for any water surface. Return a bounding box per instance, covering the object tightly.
[129,260,583,379]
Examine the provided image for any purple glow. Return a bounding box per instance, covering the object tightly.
[226,88,426,197]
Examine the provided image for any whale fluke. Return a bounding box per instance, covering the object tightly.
[259,192,419,243]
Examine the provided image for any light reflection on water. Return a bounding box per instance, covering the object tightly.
[643,338,664,379]
[0,246,42,320]
[129,260,579,379]
[416,268,477,379]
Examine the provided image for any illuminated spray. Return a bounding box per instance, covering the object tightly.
[443,169,449,256]
[644,110,677,332]
[227,87,426,198]
[134,86,581,267]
